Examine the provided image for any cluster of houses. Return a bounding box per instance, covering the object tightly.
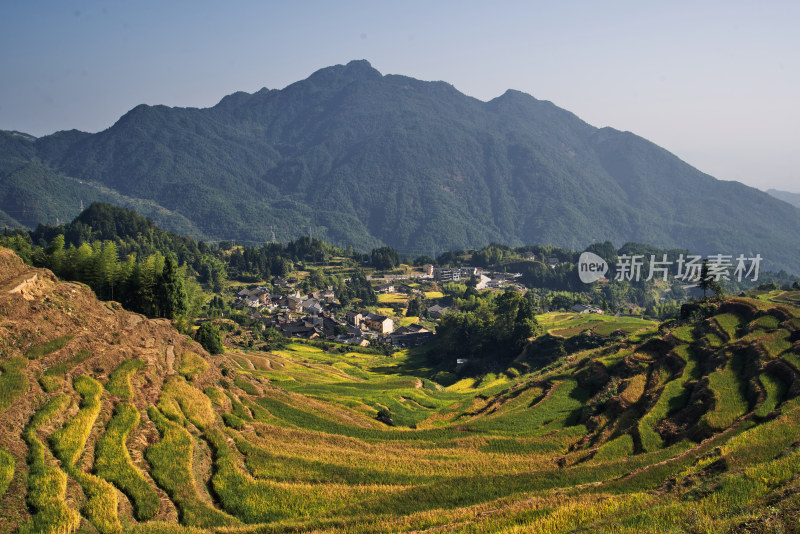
[235,285,335,315]
[230,264,535,352]
[431,266,523,290]
[235,284,354,342]
[345,311,434,347]
[373,281,427,297]
[234,280,433,348]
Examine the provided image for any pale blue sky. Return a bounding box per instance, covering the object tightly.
[1,1,798,192]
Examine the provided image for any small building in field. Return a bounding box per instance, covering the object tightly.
[475,274,492,290]
[571,304,604,314]
[363,313,394,334]
[301,298,324,316]
[335,335,370,347]
[375,282,395,294]
[427,304,450,319]
[286,295,304,312]
[346,311,363,327]
[390,324,434,347]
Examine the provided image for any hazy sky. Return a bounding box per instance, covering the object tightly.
[1,1,798,192]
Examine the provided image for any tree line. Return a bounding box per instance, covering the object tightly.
[431,289,541,372]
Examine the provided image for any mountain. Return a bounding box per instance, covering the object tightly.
[2,60,799,272]
[3,245,800,531]
[767,188,800,209]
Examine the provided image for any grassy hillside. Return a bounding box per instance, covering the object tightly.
[2,246,800,532]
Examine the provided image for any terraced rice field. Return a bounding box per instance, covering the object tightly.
[376,293,408,305]
[539,312,657,339]
[3,294,800,532]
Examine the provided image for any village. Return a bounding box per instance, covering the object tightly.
[228,264,537,349]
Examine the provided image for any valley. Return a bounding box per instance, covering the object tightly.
[2,246,800,532]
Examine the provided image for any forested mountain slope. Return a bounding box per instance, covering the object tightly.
[2,60,799,272]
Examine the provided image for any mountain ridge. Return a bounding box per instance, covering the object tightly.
[1,60,799,271]
[767,188,800,210]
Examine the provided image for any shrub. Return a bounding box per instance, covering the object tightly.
[376,408,394,426]
[195,323,224,354]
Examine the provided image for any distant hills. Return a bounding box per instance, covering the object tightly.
[767,188,800,210]
[1,60,799,272]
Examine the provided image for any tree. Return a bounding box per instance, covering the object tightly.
[261,326,286,350]
[159,254,189,319]
[198,256,227,292]
[134,253,165,317]
[370,246,400,270]
[585,241,617,264]
[195,322,224,354]
[406,297,422,317]
[709,280,725,299]
[376,408,394,426]
[99,241,123,300]
[349,269,377,305]
[550,294,573,311]
[304,268,328,292]
[72,242,94,283]
[0,233,33,264]
[471,244,507,268]
[697,259,711,299]
[44,234,66,273]
[513,294,541,345]
[180,264,204,319]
